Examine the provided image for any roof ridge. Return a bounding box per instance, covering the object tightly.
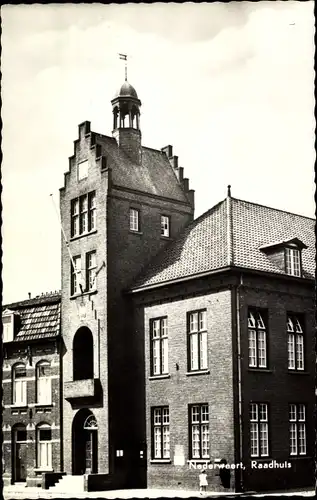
[231,197,315,221]
[3,293,61,310]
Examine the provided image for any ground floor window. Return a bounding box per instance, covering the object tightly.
[289,404,306,456]
[152,407,170,459]
[250,403,269,457]
[37,424,52,469]
[189,403,209,459]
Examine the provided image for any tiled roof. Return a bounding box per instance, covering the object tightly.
[95,133,190,203]
[3,293,61,341]
[131,197,315,290]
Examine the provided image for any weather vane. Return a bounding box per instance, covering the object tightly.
[119,53,128,81]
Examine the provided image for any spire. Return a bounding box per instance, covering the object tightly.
[227,184,231,197]
[119,53,128,81]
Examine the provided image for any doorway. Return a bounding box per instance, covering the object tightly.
[72,410,98,475]
[13,425,27,482]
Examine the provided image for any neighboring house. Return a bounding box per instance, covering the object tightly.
[129,193,315,492]
[2,292,62,487]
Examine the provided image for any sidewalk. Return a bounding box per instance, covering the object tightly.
[3,485,315,499]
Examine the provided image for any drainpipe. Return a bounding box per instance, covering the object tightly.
[236,274,244,492]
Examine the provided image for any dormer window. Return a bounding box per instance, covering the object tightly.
[2,309,16,343]
[285,247,301,277]
[260,237,306,278]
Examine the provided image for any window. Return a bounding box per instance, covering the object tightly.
[188,310,208,371]
[36,361,51,404]
[250,403,269,457]
[86,251,97,291]
[248,310,267,368]
[287,314,304,371]
[289,404,306,456]
[130,208,140,232]
[189,404,209,459]
[285,247,301,277]
[37,424,52,469]
[13,364,27,405]
[152,407,170,459]
[161,215,170,237]
[71,256,82,295]
[78,160,88,181]
[71,191,96,237]
[2,311,14,343]
[150,317,168,375]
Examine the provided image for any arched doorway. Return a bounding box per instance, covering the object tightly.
[73,327,93,381]
[12,424,27,483]
[72,410,98,475]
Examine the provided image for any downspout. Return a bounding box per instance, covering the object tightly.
[236,274,244,492]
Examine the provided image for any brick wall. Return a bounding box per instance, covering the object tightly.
[236,275,315,491]
[135,288,235,491]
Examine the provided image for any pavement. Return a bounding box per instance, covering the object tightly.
[2,486,315,499]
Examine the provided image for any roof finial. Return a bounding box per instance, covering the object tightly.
[119,53,128,81]
[227,185,231,197]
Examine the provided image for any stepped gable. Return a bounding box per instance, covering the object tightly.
[94,133,190,203]
[3,292,61,341]
[131,197,315,290]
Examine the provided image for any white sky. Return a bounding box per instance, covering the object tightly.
[1,2,315,304]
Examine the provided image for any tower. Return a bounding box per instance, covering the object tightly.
[111,81,142,164]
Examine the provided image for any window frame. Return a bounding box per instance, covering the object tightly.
[70,191,96,238]
[189,403,210,460]
[12,363,27,406]
[71,255,82,296]
[187,309,208,372]
[247,309,268,369]
[249,402,269,458]
[150,317,168,376]
[129,208,140,232]
[287,314,305,371]
[289,403,306,456]
[151,406,170,459]
[160,215,170,238]
[36,361,52,405]
[37,423,52,469]
[86,251,97,291]
[2,310,15,343]
[284,247,302,277]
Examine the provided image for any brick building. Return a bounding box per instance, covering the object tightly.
[59,79,194,491]
[130,194,315,492]
[2,292,62,487]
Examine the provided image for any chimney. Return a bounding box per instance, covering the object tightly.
[28,292,31,299]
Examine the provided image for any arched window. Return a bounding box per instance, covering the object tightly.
[73,327,94,381]
[13,363,27,405]
[37,423,52,469]
[36,361,51,404]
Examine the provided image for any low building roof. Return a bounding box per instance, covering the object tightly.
[131,197,315,290]
[3,292,61,342]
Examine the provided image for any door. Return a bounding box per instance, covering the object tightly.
[15,443,27,482]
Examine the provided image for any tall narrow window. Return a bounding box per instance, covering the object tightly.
[248,310,267,368]
[285,248,301,277]
[88,192,96,232]
[189,404,209,459]
[161,215,170,237]
[86,251,97,291]
[36,361,51,404]
[130,208,140,232]
[71,256,82,295]
[71,199,80,237]
[79,195,88,234]
[37,424,52,469]
[188,310,208,371]
[152,407,170,459]
[150,317,168,376]
[250,403,269,457]
[287,315,304,371]
[289,404,306,456]
[13,364,27,405]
